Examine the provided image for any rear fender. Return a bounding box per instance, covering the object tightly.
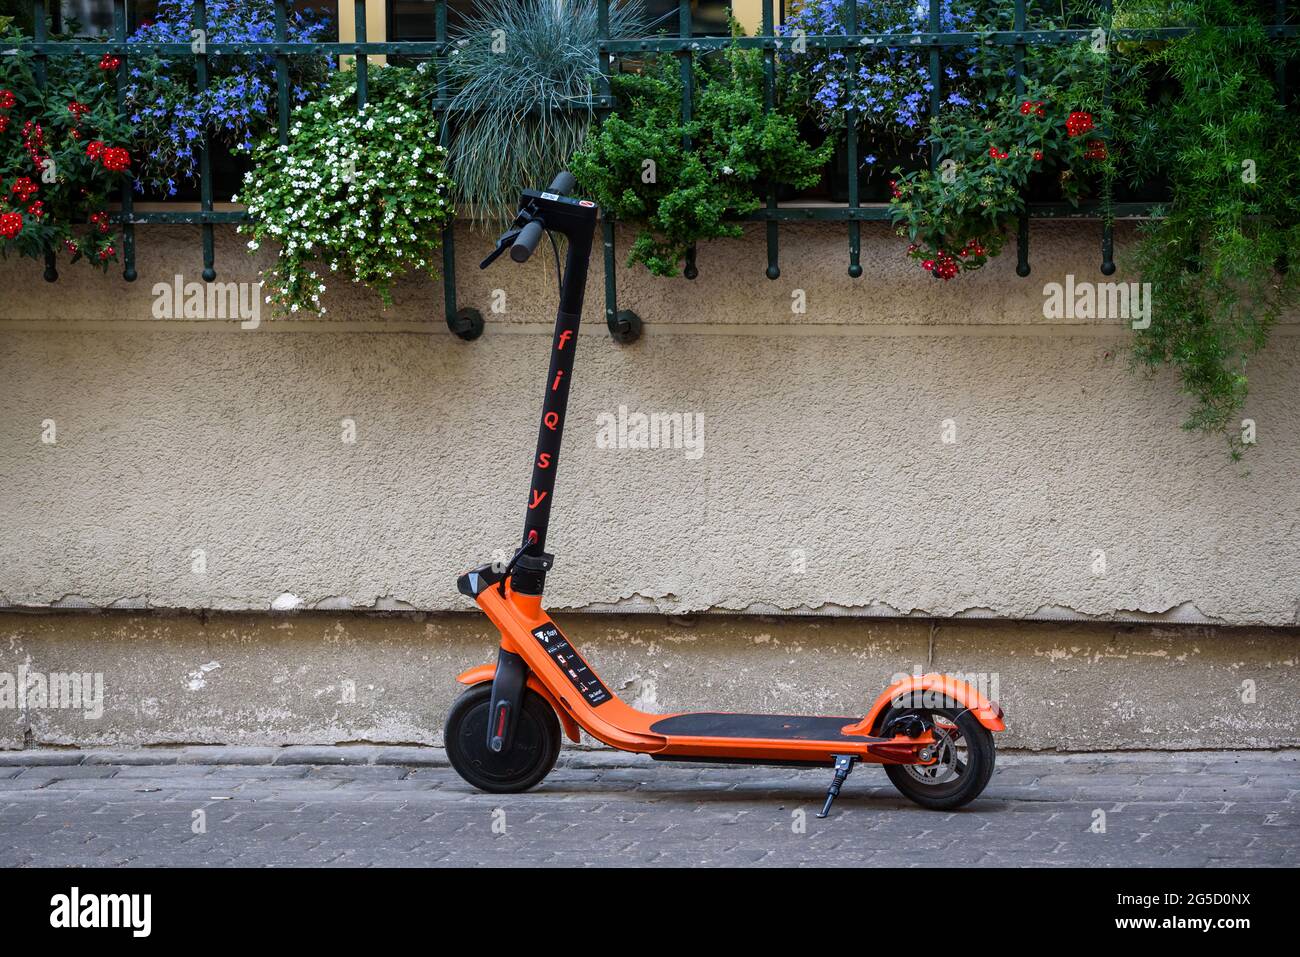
[844,672,1006,736]
[456,663,582,743]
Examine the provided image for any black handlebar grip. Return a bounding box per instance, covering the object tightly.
[547,171,576,196]
[510,219,545,263]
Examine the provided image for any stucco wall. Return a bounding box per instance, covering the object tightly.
[1,221,1298,625]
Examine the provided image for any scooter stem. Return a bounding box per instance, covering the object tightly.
[520,223,594,568]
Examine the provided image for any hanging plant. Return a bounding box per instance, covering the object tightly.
[0,23,133,269]
[124,0,331,196]
[888,86,1104,279]
[236,67,455,315]
[572,41,832,277]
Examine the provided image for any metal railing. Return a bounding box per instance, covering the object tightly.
[2,0,1295,341]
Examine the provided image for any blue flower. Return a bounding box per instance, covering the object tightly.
[124,0,331,192]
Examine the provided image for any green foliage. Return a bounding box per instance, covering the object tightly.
[887,12,1112,279]
[443,0,643,225]
[0,23,133,269]
[236,67,455,315]
[889,83,1104,278]
[1111,0,1299,454]
[573,45,832,277]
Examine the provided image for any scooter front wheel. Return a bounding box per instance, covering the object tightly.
[444,683,561,794]
[882,706,996,810]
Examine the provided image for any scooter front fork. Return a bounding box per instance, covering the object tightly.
[486,648,528,753]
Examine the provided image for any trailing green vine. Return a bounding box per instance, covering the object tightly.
[1110,0,1299,455]
[571,41,831,277]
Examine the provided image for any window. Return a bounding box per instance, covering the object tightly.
[25,1,338,38]
[386,0,734,41]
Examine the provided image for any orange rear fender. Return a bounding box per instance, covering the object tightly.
[843,672,1006,736]
[455,663,582,743]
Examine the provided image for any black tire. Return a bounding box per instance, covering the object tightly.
[444,683,561,794]
[882,707,996,810]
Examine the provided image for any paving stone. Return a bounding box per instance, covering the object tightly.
[271,746,378,766]
[371,747,448,767]
[0,748,1295,866]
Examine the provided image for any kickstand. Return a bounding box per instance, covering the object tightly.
[816,754,857,819]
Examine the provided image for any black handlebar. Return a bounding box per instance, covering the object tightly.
[508,171,575,264]
[483,171,581,268]
[546,171,576,196]
[510,220,546,263]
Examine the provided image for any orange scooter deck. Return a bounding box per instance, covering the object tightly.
[645,712,897,767]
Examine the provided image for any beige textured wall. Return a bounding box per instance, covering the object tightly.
[1,221,1298,626]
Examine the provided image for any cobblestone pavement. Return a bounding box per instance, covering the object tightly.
[0,748,1295,867]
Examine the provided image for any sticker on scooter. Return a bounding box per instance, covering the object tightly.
[532,623,611,706]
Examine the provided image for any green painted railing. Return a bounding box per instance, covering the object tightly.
[3,0,1296,341]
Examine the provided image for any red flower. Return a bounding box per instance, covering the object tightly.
[67,101,90,119]
[1084,138,1108,160]
[26,200,44,217]
[1066,111,1094,137]
[0,89,14,110]
[10,176,38,202]
[99,54,122,71]
[100,146,131,172]
[90,211,110,233]
[1033,150,1044,161]
[0,212,22,239]
[0,115,8,133]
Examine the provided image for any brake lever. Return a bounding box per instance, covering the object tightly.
[479,232,518,270]
[481,202,540,270]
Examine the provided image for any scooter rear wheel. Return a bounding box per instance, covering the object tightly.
[445,683,561,794]
[881,706,995,810]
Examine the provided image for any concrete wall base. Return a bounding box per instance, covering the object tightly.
[1,610,1295,751]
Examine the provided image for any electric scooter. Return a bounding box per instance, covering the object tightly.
[446,172,1005,815]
